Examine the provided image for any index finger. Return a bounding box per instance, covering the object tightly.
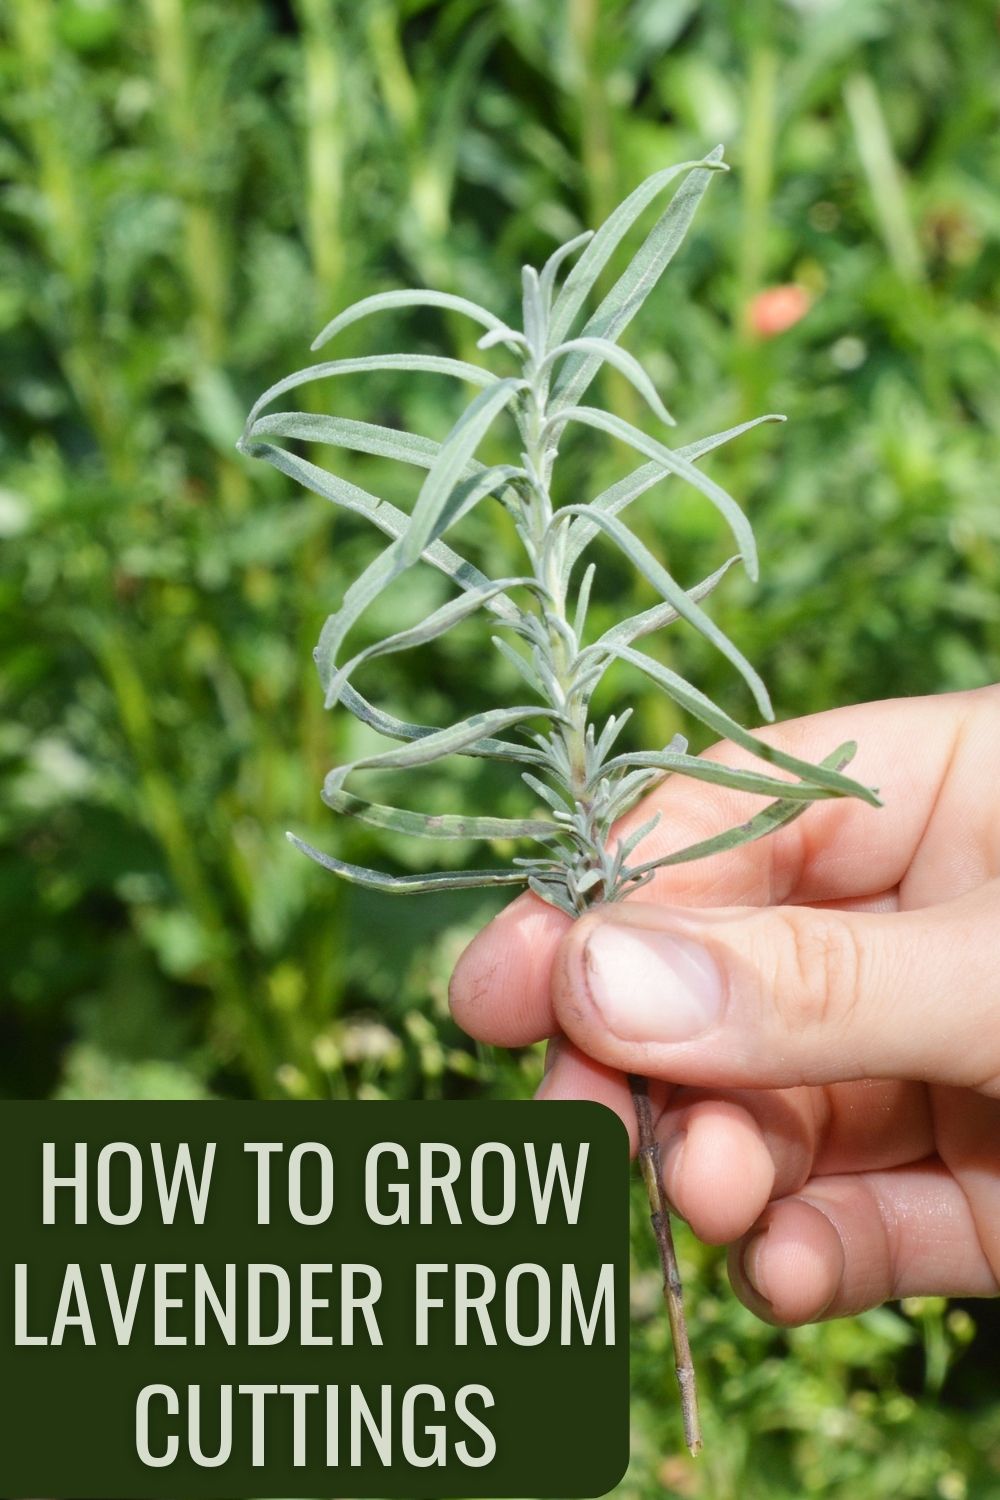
[449,690,974,1046]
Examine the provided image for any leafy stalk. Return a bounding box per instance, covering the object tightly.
[243,148,880,1455]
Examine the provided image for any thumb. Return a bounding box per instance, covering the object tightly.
[552,885,1000,1095]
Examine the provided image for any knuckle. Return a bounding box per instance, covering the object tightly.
[765,909,864,1036]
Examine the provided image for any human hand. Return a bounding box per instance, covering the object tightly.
[450,688,1000,1325]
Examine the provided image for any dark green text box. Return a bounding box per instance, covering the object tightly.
[0,1100,629,1498]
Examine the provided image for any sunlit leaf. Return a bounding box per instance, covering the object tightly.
[311,289,508,352]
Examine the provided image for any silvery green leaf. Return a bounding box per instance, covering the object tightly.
[492,635,544,693]
[589,557,739,655]
[320,787,557,842]
[550,150,727,407]
[538,229,594,311]
[593,709,633,766]
[246,438,523,629]
[324,706,556,792]
[562,414,785,577]
[615,813,662,863]
[249,412,440,468]
[527,876,578,916]
[339,685,546,766]
[316,462,526,705]
[548,152,725,350]
[573,562,596,642]
[620,746,860,880]
[324,576,538,710]
[402,378,527,565]
[521,773,573,814]
[477,326,530,352]
[245,354,498,431]
[250,413,527,517]
[521,266,545,352]
[288,833,529,892]
[552,404,758,579]
[311,289,508,352]
[606,766,665,816]
[600,748,848,801]
[542,338,675,426]
[612,645,880,804]
[559,505,771,718]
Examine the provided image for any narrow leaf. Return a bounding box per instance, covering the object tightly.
[250,412,440,468]
[612,646,880,804]
[552,404,758,578]
[600,748,847,801]
[521,266,545,352]
[557,505,772,718]
[492,635,544,693]
[316,462,526,705]
[587,557,739,655]
[311,289,508,352]
[402,377,526,565]
[573,562,597,642]
[288,834,529,892]
[549,152,726,349]
[563,413,785,577]
[339,685,546,766]
[622,746,861,877]
[324,705,557,790]
[542,338,675,425]
[245,354,497,431]
[320,787,557,842]
[538,229,594,311]
[242,439,522,626]
[324,576,537,710]
[551,149,727,407]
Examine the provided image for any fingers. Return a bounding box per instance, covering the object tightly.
[728,1161,1000,1324]
[655,1080,934,1245]
[549,883,1000,1093]
[450,690,985,1047]
[449,894,569,1045]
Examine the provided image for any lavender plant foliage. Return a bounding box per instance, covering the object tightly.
[239,148,879,917]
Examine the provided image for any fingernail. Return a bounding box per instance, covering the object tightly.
[742,1228,771,1305]
[583,923,723,1042]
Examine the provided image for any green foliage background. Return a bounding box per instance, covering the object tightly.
[2,0,999,1494]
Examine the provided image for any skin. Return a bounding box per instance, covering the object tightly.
[449,687,1000,1327]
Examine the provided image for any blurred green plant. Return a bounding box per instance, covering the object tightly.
[2,0,999,1492]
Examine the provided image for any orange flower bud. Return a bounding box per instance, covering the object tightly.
[748,284,812,337]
